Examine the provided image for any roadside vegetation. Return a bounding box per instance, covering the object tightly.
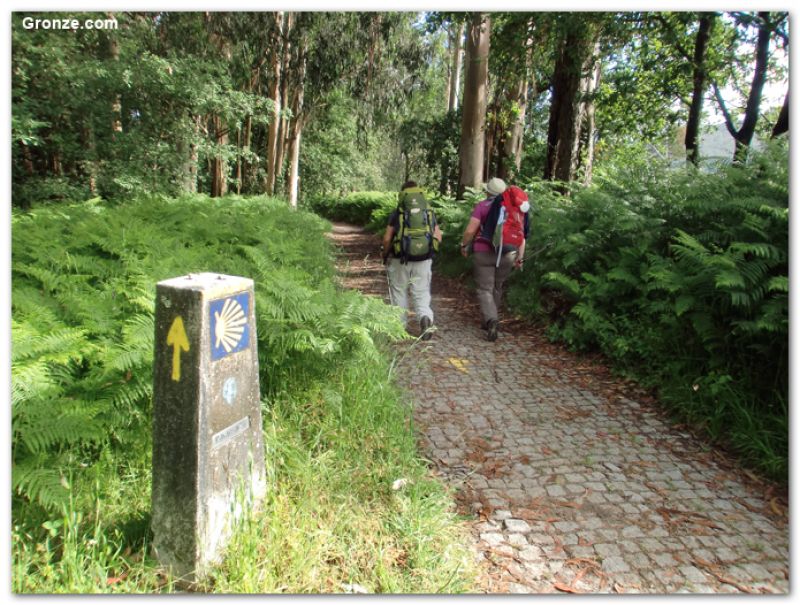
[11,195,475,593]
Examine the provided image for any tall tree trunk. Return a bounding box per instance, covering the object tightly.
[19,141,35,177]
[713,12,774,163]
[242,114,252,192]
[448,22,465,112]
[51,151,62,176]
[484,94,500,179]
[235,126,242,194]
[579,41,602,186]
[286,124,302,208]
[210,114,228,197]
[685,12,715,165]
[265,11,284,195]
[500,78,529,178]
[545,16,602,187]
[771,89,789,138]
[108,12,123,136]
[502,30,537,178]
[274,12,295,191]
[285,37,307,209]
[457,12,491,199]
[184,115,200,194]
[79,126,97,195]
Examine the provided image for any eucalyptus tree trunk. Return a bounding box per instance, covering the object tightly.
[274,12,295,190]
[235,126,242,194]
[579,41,602,186]
[210,114,228,197]
[448,22,464,112]
[265,11,285,195]
[685,12,715,166]
[286,125,302,208]
[242,114,252,191]
[484,93,500,178]
[457,12,491,199]
[545,16,602,187]
[285,37,307,209]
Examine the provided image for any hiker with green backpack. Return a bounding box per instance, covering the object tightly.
[381,180,442,341]
[459,177,530,341]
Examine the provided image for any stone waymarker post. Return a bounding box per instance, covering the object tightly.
[152,273,266,579]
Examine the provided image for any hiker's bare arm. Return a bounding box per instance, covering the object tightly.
[382,225,394,258]
[460,218,481,257]
[433,224,443,242]
[515,240,526,267]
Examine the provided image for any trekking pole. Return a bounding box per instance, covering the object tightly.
[384,260,395,307]
[495,207,505,268]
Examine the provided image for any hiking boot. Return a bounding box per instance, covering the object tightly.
[486,319,498,342]
[420,316,433,341]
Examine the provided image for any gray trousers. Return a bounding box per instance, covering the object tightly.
[473,250,517,323]
[386,257,433,325]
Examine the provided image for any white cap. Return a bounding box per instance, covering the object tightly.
[485,177,507,196]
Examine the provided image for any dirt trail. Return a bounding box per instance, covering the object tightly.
[329,222,788,594]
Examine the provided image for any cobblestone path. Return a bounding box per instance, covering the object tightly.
[330,223,789,594]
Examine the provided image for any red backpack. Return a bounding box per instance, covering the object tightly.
[499,186,528,249]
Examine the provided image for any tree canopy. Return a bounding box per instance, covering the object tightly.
[12,10,789,206]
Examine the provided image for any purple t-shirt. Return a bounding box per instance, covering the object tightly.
[470,198,495,253]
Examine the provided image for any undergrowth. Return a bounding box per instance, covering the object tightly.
[11,194,475,593]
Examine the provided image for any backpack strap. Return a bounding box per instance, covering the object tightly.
[391,207,404,259]
[479,195,503,242]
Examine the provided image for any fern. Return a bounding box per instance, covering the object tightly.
[543,272,581,299]
[12,463,69,511]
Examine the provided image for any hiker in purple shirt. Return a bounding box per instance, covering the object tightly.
[459,177,526,341]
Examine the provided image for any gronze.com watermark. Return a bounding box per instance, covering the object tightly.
[21,16,118,31]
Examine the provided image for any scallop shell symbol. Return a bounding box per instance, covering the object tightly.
[214,297,247,353]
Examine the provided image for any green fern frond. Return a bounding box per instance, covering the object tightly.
[11,360,59,407]
[544,272,581,298]
[674,294,694,317]
[14,399,105,454]
[11,325,89,363]
[767,276,788,293]
[728,242,784,262]
[670,230,709,259]
[714,269,746,290]
[102,314,154,374]
[12,263,68,292]
[12,463,68,510]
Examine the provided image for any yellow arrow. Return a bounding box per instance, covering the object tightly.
[166,316,190,381]
[448,357,470,374]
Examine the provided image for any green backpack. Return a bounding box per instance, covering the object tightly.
[392,187,439,263]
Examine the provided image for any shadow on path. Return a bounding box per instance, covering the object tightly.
[328,222,788,594]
